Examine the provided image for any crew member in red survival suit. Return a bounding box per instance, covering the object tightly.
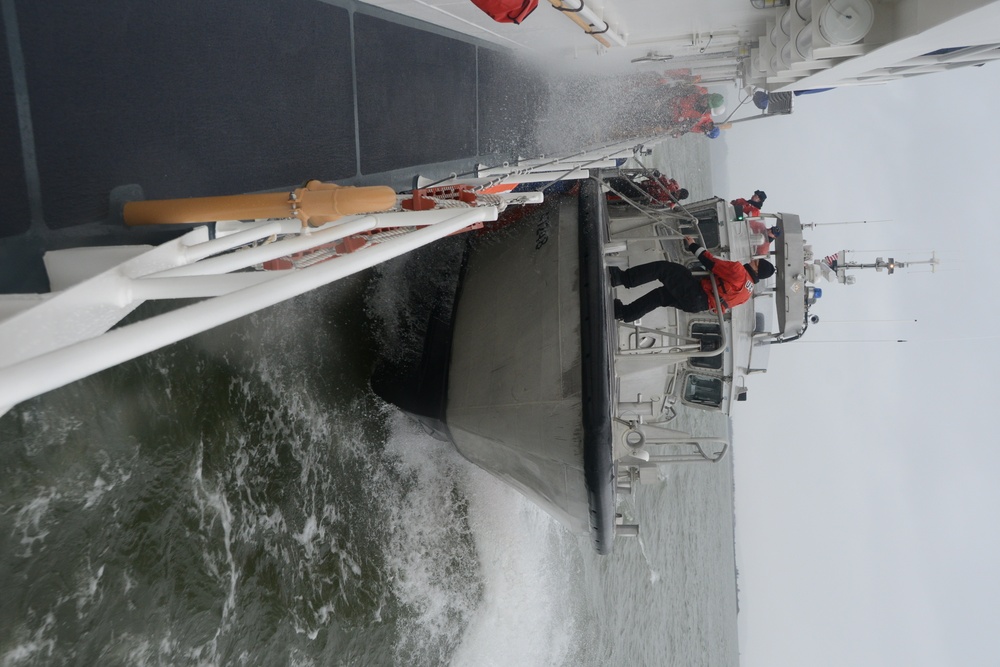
[668,91,724,137]
[731,189,767,218]
[640,171,689,207]
[610,236,775,322]
[606,171,689,208]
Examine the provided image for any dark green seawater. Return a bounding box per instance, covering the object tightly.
[0,266,489,665]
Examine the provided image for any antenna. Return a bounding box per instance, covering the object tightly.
[801,219,891,229]
[821,319,917,324]
[797,339,907,344]
[813,250,938,284]
[849,251,939,274]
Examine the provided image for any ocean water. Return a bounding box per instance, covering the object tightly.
[0,139,738,667]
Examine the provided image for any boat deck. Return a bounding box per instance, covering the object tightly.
[0,0,548,292]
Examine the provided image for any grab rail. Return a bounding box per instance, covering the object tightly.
[0,208,494,414]
[547,0,626,48]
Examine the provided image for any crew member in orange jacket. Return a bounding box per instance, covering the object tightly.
[731,190,767,218]
[606,171,689,208]
[642,171,689,207]
[609,236,775,322]
[688,114,717,137]
[670,89,709,124]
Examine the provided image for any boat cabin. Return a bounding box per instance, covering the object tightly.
[601,169,812,497]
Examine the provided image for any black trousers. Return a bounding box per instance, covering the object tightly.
[616,261,709,322]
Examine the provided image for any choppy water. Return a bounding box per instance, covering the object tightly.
[0,138,737,667]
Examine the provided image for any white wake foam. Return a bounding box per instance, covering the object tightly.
[383,414,583,667]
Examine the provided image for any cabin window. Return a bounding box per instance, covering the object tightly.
[657,210,720,250]
[683,374,723,408]
[690,322,723,370]
[695,211,721,249]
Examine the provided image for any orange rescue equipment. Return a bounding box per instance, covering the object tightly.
[123,180,397,228]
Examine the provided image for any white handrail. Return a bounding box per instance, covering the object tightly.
[127,271,290,300]
[0,207,494,413]
[154,217,378,278]
[176,221,285,263]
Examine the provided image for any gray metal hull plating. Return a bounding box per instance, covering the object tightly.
[446,196,591,534]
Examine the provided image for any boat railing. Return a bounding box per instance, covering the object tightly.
[616,322,727,362]
[604,179,677,216]
[607,203,694,238]
[622,321,698,347]
[617,428,731,491]
[459,135,670,192]
[0,206,499,416]
[610,205,730,404]
[615,412,732,498]
[644,440,730,464]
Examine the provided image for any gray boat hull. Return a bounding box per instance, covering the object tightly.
[446,182,615,551]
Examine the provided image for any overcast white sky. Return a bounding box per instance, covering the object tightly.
[712,63,1000,667]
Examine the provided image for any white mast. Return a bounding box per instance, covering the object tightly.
[807,250,938,285]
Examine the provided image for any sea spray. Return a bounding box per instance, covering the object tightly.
[448,467,585,667]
